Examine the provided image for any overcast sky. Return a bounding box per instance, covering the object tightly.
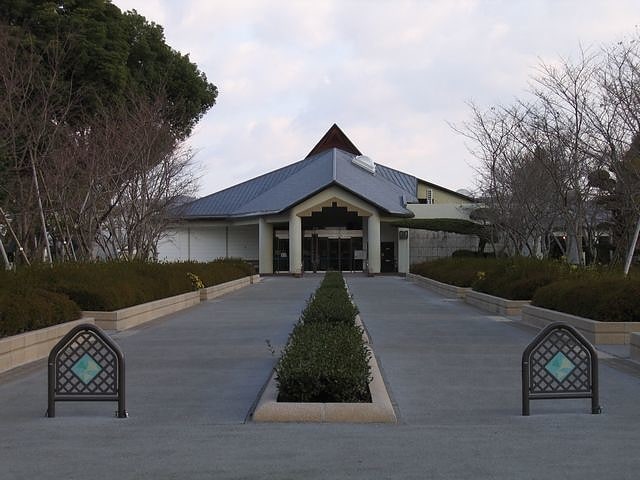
[114,0,640,196]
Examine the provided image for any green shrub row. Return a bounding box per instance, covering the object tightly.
[472,257,571,300]
[411,257,571,300]
[0,288,80,338]
[0,259,254,338]
[411,257,494,287]
[275,272,372,403]
[412,256,640,321]
[533,275,640,322]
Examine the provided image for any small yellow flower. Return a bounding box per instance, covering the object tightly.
[477,271,486,280]
[187,272,204,290]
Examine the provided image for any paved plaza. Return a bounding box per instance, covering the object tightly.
[2,275,640,479]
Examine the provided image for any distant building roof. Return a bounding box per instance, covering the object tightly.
[181,147,418,219]
[179,124,470,220]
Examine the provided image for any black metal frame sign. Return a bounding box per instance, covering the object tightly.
[522,322,600,416]
[47,323,127,418]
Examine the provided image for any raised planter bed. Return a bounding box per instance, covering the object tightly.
[406,273,471,299]
[522,305,640,345]
[84,275,260,331]
[0,318,94,375]
[252,315,396,424]
[465,290,530,316]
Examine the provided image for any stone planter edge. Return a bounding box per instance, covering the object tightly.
[406,273,471,299]
[0,317,94,375]
[521,304,640,345]
[464,290,530,316]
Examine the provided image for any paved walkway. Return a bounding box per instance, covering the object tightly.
[2,275,640,479]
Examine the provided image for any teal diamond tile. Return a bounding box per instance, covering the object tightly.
[71,353,102,384]
[545,352,575,382]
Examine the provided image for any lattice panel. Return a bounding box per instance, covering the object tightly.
[55,331,119,395]
[528,329,592,395]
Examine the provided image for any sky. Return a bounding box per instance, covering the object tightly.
[113,0,640,197]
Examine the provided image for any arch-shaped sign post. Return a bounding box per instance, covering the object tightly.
[47,323,127,418]
[522,322,600,416]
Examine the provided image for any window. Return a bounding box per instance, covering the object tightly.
[426,189,434,204]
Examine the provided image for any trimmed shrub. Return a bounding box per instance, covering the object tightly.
[276,321,371,402]
[275,271,372,402]
[411,257,495,287]
[533,275,640,322]
[0,258,254,337]
[472,258,571,300]
[0,288,80,337]
[0,259,253,311]
[301,289,358,325]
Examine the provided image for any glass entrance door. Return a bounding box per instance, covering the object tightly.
[302,230,363,272]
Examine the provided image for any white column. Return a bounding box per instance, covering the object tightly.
[258,218,273,274]
[367,212,380,274]
[398,227,410,274]
[289,211,302,275]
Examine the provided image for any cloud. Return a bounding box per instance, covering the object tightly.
[113,0,640,196]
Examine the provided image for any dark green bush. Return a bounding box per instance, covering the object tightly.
[276,321,371,402]
[472,257,571,300]
[301,283,358,325]
[411,257,495,287]
[0,259,253,311]
[0,259,254,337]
[0,288,80,337]
[533,275,640,322]
[275,271,371,402]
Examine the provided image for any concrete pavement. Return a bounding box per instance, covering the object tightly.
[2,274,640,479]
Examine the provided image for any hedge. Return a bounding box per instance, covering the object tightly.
[472,257,571,300]
[411,257,495,287]
[0,288,80,337]
[0,259,254,338]
[275,271,372,402]
[533,275,640,322]
[412,257,571,300]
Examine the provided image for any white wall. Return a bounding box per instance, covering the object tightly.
[228,225,259,260]
[156,226,226,261]
[157,224,259,262]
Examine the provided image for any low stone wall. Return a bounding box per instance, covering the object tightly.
[84,275,260,332]
[84,291,201,332]
[252,314,396,424]
[200,275,261,301]
[465,290,530,316]
[522,305,640,345]
[406,273,470,299]
[0,318,94,375]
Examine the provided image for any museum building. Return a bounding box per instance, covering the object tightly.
[158,124,474,274]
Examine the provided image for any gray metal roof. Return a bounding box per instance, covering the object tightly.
[181,148,419,219]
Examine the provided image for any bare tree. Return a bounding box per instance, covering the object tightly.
[0,25,74,264]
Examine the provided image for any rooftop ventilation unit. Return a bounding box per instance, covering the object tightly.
[352,155,376,174]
